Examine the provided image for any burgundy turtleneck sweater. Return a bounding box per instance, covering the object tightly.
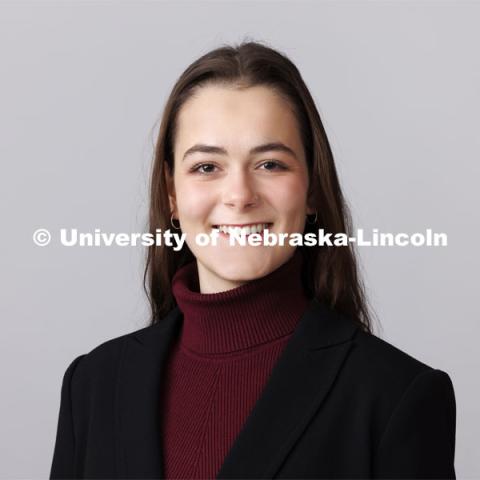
[160,249,309,479]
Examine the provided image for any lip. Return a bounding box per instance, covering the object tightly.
[212,222,273,228]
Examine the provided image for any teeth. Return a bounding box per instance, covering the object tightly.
[213,223,271,235]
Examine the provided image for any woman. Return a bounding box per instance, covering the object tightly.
[50,41,456,479]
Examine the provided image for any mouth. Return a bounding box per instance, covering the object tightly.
[211,222,273,236]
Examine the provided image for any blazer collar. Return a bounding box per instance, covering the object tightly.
[116,298,359,479]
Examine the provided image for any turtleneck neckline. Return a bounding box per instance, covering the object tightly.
[171,249,310,356]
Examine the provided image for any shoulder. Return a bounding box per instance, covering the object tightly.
[63,322,164,388]
[343,324,455,409]
[328,319,456,450]
[311,299,443,384]
[352,327,431,376]
[62,307,181,388]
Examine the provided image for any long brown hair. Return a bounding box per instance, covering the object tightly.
[144,39,375,334]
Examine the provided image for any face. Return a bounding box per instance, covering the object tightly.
[166,84,314,293]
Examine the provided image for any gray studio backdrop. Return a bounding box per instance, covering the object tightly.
[0,1,478,478]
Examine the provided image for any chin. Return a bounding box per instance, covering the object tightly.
[210,255,275,283]
[218,266,264,283]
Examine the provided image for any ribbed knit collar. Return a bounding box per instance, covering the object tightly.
[171,249,310,355]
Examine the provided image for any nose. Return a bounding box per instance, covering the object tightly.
[222,169,259,210]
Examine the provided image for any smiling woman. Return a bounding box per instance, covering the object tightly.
[150,48,370,316]
[50,40,456,480]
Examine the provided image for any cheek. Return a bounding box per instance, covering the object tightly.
[270,176,308,211]
[175,183,215,223]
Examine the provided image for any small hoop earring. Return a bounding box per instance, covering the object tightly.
[170,213,181,230]
[306,211,317,225]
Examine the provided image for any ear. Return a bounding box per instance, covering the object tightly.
[164,165,177,214]
[306,194,316,216]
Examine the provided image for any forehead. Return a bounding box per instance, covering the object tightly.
[174,84,303,157]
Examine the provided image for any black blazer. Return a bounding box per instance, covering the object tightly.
[50,298,456,479]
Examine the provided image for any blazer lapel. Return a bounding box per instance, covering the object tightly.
[116,306,183,479]
[216,299,359,479]
[116,298,359,479]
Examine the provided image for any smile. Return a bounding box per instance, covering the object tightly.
[212,223,273,235]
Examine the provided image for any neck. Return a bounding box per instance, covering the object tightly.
[171,249,310,356]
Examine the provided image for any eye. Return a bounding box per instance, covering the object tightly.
[259,160,288,171]
[190,163,218,174]
[189,160,287,175]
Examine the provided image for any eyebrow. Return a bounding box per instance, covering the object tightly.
[182,142,298,162]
